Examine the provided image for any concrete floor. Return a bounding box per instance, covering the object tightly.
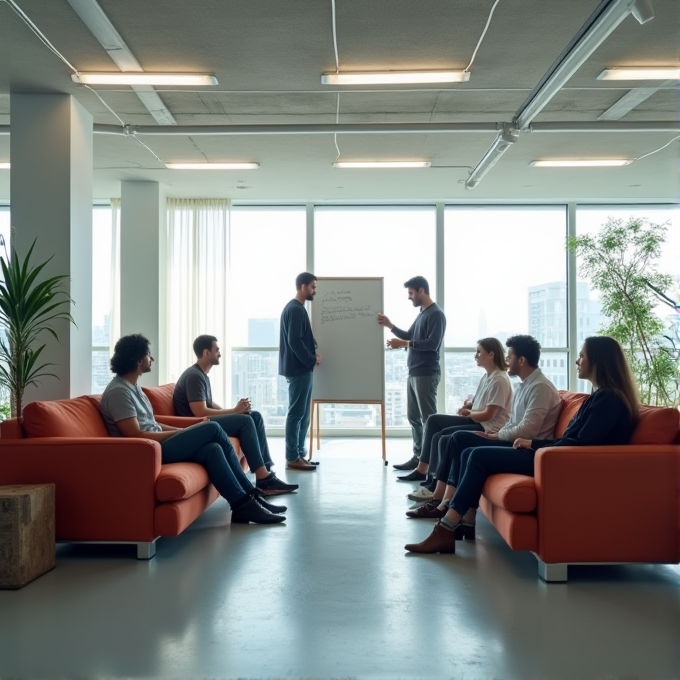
[0,437,678,679]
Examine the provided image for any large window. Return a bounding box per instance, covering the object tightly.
[92,205,114,393]
[315,207,436,427]
[229,207,306,426]
[444,206,569,400]
[574,205,680,393]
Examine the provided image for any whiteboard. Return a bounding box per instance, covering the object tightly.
[311,278,385,402]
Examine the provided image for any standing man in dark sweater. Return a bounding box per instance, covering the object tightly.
[279,272,321,471]
[378,276,446,472]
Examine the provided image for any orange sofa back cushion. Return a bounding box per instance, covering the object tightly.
[23,396,109,438]
[630,404,680,445]
[142,383,176,416]
[555,391,588,438]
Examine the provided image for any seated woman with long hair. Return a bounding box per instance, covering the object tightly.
[405,337,512,510]
[405,335,639,554]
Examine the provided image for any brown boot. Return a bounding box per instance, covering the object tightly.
[405,501,445,519]
[404,521,457,554]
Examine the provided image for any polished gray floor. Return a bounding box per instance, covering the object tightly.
[1,437,678,679]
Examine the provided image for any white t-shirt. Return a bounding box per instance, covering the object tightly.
[471,368,513,433]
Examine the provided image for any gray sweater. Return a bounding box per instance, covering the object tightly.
[392,303,446,376]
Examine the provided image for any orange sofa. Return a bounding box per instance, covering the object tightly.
[479,391,680,582]
[0,395,245,559]
[140,383,247,474]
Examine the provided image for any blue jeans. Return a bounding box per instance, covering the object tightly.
[209,411,272,471]
[161,421,254,505]
[285,371,313,462]
[448,441,535,515]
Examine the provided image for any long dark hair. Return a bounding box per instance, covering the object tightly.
[583,336,639,419]
[478,337,508,371]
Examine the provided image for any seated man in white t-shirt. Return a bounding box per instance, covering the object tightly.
[173,335,298,496]
[99,333,286,525]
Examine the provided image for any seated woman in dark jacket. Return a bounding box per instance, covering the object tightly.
[405,335,639,554]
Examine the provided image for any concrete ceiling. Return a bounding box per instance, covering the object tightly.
[0,0,677,201]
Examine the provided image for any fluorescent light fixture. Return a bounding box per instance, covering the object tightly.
[322,71,469,85]
[165,163,260,170]
[598,67,680,80]
[530,159,633,167]
[0,163,9,169]
[72,73,218,86]
[465,124,519,189]
[333,161,431,168]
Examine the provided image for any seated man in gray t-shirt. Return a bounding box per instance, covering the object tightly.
[99,333,287,525]
[173,335,298,496]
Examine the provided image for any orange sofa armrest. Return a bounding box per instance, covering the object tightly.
[156,415,208,428]
[0,438,162,542]
[534,445,680,564]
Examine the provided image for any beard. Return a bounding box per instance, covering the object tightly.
[306,293,315,301]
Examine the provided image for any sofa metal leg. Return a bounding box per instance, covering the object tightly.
[536,557,568,582]
[136,541,156,560]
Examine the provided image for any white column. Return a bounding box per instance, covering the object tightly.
[120,181,165,386]
[10,94,93,403]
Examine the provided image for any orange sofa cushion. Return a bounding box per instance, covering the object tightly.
[483,473,537,513]
[143,384,176,416]
[155,462,210,501]
[555,391,588,437]
[22,397,109,438]
[630,405,679,445]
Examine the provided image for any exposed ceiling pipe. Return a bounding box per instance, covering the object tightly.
[464,0,657,189]
[0,121,677,136]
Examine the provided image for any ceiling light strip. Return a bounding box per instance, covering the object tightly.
[530,160,632,167]
[598,67,680,80]
[322,71,470,85]
[72,73,217,86]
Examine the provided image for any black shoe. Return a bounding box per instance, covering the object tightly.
[252,491,287,514]
[419,474,434,487]
[231,498,285,524]
[256,473,299,495]
[425,477,437,493]
[397,470,427,482]
[393,456,419,471]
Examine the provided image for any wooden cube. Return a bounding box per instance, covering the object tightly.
[0,484,56,589]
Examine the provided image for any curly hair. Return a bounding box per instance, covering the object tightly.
[110,334,151,375]
[506,335,541,368]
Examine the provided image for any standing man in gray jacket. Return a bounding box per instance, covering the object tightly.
[378,276,447,473]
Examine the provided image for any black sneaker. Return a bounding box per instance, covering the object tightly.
[256,473,299,496]
[231,498,285,524]
[397,470,427,482]
[393,456,419,471]
[252,490,287,514]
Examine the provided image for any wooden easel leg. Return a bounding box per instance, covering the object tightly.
[381,402,387,465]
[309,400,314,460]
[316,402,321,450]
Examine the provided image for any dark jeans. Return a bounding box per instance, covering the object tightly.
[209,410,272,471]
[420,414,478,467]
[407,374,440,458]
[448,440,536,516]
[285,371,313,462]
[438,428,488,485]
[161,421,254,505]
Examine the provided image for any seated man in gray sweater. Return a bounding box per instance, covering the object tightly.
[173,335,298,496]
[100,334,286,524]
[378,275,447,474]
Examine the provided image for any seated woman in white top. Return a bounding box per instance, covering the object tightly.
[406,337,512,516]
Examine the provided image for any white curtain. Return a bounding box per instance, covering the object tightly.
[109,198,121,358]
[164,199,231,406]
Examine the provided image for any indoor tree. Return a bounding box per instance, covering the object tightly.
[567,216,678,407]
[0,239,75,417]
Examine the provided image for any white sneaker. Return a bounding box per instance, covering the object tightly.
[407,487,434,502]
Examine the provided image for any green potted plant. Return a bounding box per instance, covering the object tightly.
[0,238,76,417]
[567,216,679,407]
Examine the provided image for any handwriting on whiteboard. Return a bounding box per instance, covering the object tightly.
[320,291,374,324]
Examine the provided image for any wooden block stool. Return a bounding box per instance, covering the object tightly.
[0,484,56,589]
